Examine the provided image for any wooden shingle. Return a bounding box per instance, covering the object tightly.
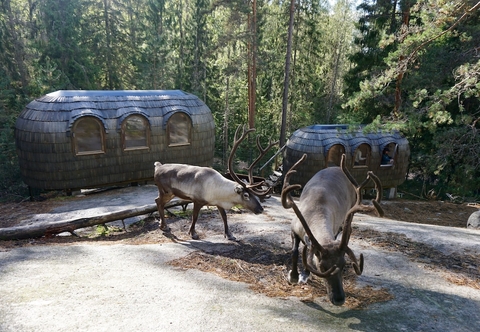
[15,90,215,191]
[283,124,410,191]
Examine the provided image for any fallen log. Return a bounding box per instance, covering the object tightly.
[0,199,191,241]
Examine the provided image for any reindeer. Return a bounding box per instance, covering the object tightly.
[154,125,276,240]
[281,153,384,305]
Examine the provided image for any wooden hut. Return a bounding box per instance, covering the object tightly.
[15,90,215,192]
[283,124,410,198]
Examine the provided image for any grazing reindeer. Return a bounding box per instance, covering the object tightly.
[154,125,275,240]
[281,153,384,305]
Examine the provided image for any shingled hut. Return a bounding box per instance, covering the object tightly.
[15,90,215,193]
[283,124,410,198]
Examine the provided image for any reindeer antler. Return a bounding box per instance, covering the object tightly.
[227,125,256,189]
[244,136,279,198]
[282,160,339,278]
[281,154,326,254]
[228,125,278,198]
[302,245,340,278]
[340,154,384,219]
[339,154,383,275]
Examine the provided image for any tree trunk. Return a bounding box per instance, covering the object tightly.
[0,200,191,241]
[328,25,346,122]
[224,70,231,167]
[247,0,257,129]
[280,0,296,148]
[103,0,114,89]
[394,1,410,117]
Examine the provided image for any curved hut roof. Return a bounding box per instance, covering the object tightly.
[15,90,215,191]
[283,124,410,189]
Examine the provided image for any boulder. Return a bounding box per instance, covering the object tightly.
[466,210,480,229]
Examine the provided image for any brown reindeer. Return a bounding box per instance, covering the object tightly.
[281,153,383,305]
[154,125,276,240]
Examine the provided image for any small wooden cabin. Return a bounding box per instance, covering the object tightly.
[15,90,215,192]
[283,124,410,198]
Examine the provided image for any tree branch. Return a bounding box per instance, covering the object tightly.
[405,2,480,65]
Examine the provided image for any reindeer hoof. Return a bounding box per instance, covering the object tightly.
[299,273,310,284]
[226,233,237,241]
[160,223,170,232]
[288,270,299,284]
[190,232,199,240]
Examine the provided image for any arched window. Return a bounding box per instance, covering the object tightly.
[72,116,105,155]
[122,115,150,150]
[167,112,191,146]
[353,143,371,168]
[326,144,345,167]
[381,143,398,167]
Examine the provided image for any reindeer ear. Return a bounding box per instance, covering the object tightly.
[234,185,244,194]
[304,234,326,258]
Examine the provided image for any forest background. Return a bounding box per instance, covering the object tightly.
[0,0,479,201]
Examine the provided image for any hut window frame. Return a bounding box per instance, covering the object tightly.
[167,112,192,147]
[381,143,398,167]
[353,144,371,168]
[326,144,345,167]
[72,116,106,156]
[122,114,150,151]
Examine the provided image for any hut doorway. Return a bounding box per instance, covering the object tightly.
[353,143,371,168]
[381,143,398,167]
[326,144,345,167]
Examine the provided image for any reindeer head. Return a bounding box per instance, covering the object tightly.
[233,184,264,214]
[282,153,383,305]
[303,239,347,304]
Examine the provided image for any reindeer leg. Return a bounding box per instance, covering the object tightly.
[155,195,170,232]
[299,245,311,283]
[218,207,236,241]
[288,232,301,284]
[155,187,175,232]
[188,202,202,240]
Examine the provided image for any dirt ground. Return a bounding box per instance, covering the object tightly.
[1,193,477,230]
[1,191,479,310]
[374,198,478,227]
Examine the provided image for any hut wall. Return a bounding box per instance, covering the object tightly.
[284,125,410,190]
[15,90,215,191]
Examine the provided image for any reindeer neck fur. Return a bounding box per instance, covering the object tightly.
[154,163,243,209]
[295,167,356,246]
